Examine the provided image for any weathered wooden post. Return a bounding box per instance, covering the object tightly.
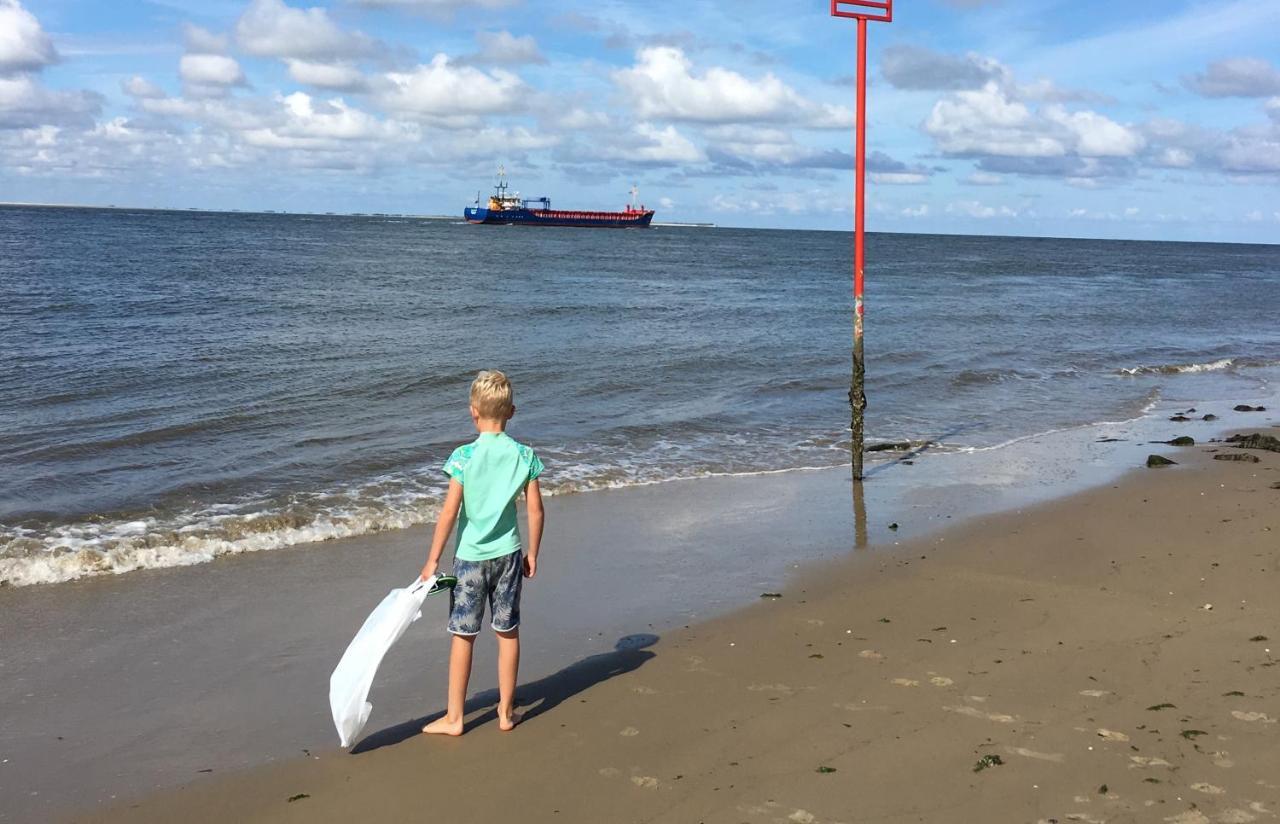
[830,0,892,481]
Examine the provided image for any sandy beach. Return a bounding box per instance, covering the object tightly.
[48,423,1277,824]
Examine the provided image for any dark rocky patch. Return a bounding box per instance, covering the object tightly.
[1233,404,1266,412]
[1169,415,1191,422]
[1225,433,1280,453]
[1203,414,1218,421]
[1146,455,1177,468]
[1163,436,1195,446]
[1214,453,1260,463]
[867,441,913,452]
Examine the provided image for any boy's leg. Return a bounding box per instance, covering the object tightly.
[426,559,485,736]
[496,628,519,730]
[423,633,474,736]
[490,551,524,731]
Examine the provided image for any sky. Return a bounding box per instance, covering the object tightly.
[2,0,1279,242]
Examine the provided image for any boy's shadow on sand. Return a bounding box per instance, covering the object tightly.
[352,633,659,754]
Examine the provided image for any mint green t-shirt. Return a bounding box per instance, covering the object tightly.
[443,432,544,562]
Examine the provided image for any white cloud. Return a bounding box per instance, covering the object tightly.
[947,200,1018,219]
[377,55,525,118]
[236,0,378,60]
[465,31,546,66]
[1042,106,1144,157]
[1184,58,1280,98]
[0,73,100,129]
[180,54,247,89]
[614,47,850,128]
[423,125,557,161]
[626,122,703,164]
[550,107,611,130]
[703,124,851,170]
[183,24,229,55]
[0,0,57,76]
[122,75,166,99]
[286,59,368,91]
[241,92,412,149]
[899,204,929,217]
[349,0,518,15]
[1219,126,1280,173]
[963,171,1004,185]
[708,188,850,216]
[924,81,1144,172]
[881,45,1007,91]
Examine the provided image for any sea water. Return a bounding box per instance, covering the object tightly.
[2,205,1277,585]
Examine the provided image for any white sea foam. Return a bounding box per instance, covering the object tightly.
[3,383,1274,588]
[1117,358,1236,376]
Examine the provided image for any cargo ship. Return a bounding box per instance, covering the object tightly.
[464,168,654,228]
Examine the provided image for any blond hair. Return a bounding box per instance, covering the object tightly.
[470,370,514,419]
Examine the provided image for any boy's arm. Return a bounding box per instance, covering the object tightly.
[420,479,463,580]
[522,478,543,579]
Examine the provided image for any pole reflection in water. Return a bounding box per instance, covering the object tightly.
[852,479,868,549]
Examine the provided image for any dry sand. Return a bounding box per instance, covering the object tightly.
[74,430,1280,824]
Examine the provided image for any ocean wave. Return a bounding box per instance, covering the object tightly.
[1115,356,1280,376]
[1117,358,1237,376]
[0,439,877,587]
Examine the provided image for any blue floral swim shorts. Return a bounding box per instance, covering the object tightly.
[447,550,523,635]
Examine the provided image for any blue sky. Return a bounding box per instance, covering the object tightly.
[3,0,1279,241]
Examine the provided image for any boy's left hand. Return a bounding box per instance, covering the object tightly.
[522,554,537,579]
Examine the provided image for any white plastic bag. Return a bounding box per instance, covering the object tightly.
[329,575,437,747]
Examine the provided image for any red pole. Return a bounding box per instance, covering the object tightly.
[830,0,889,482]
[850,16,868,481]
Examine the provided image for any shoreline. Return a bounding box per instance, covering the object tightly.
[0,402,1275,822]
[68,425,1280,824]
[4,384,1274,589]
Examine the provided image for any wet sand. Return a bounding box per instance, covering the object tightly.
[67,426,1280,824]
[9,398,1249,823]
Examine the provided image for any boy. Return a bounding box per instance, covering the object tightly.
[420,370,544,734]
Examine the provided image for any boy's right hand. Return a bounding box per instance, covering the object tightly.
[420,561,438,581]
[522,554,537,579]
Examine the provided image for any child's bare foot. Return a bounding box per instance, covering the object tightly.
[422,716,463,736]
[497,708,522,732]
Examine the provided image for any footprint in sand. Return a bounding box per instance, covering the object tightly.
[1004,746,1065,763]
[1217,810,1258,824]
[944,705,1016,723]
[1079,689,1111,698]
[1163,812,1211,824]
[929,675,954,687]
[891,678,919,687]
[858,649,883,660]
[834,701,889,712]
[620,727,640,737]
[788,811,817,824]
[1190,782,1225,795]
[1130,755,1172,768]
[1097,728,1131,742]
[1230,710,1276,724]
[599,767,622,778]
[632,685,658,695]
[630,775,659,789]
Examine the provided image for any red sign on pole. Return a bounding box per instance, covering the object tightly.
[831,0,893,22]
[830,0,892,482]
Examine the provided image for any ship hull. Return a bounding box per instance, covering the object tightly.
[464,207,654,228]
